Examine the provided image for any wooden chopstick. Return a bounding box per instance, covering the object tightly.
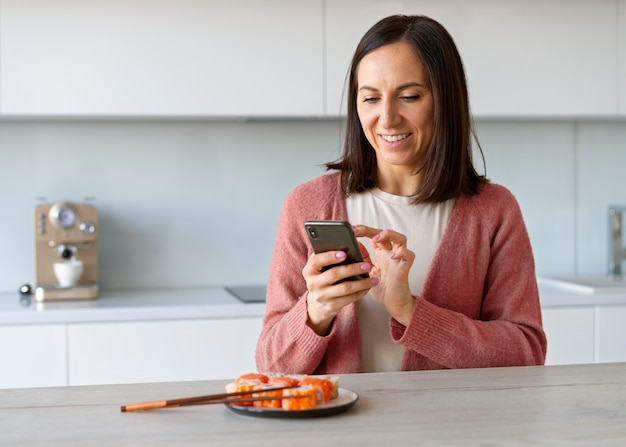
[120,385,299,412]
[168,394,307,407]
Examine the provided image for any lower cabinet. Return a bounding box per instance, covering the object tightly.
[542,305,626,365]
[0,324,67,388]
[596,306,626,363]
[541,307,595,365]
[68,318,263,386]
[2,306,623,389]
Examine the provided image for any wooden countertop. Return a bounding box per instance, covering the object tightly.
[1,363,625,446]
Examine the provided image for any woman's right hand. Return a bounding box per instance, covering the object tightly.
[302,249,377,335]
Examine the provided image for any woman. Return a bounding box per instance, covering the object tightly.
[256,15,546,374]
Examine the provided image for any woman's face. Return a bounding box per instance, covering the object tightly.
[356,41,434,175]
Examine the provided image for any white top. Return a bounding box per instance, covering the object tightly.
[346,188,455,372]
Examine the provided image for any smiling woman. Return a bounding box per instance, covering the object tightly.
[255,15,546,375]
[355,41,434,195]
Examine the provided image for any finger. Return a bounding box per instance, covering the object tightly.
[357,241,372,264]
[373,230,407,250]
[305,251,348,275]
[322,262,372,286]
[389,247,416,267]
[353,225,383,238]
[389,246,406,260]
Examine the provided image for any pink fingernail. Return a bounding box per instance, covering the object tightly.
[361,263,371,271]
[371,277,380,285]
[373,234,381,241]
[336,251,346,259]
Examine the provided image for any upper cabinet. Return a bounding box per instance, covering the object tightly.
[325,0,620,118]
[1,0,624,118]
[0,0,323,117]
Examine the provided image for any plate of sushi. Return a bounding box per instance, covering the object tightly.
[224,372,358,418]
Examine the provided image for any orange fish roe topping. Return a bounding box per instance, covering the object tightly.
[235,373,269,384]
[268,376,300,387]
[299,377,333,402]
[281,386,317,411]
[253,388,283,409]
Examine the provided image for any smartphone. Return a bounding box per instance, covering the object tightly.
[304,220,368,281]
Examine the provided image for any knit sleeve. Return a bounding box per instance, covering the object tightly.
[255,173,362,374]
[389,184,547,369]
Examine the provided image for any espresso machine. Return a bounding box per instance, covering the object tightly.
[33,200,99,301]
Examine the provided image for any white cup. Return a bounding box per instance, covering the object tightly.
[53,260,84,288]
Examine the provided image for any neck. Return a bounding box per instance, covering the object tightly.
[376,168,423,197]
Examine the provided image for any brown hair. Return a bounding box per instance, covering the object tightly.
[326,15,487,203]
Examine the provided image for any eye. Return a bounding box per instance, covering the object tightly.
[362,96,379,103]
[400,95,420,101]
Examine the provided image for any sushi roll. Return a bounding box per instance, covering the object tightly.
[225,373,269,406]
[268,375,300,388]
[281,386,318,411]
[251,385,283,409]
[234,373,269,384]
[321,375,340,399]
[299,377,334,403]
[224,381,264,406]
[225,372,340,410]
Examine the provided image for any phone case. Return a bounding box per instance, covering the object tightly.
[304,220,368,281]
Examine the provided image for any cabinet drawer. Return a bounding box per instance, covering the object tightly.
[0,324,67,388]
[68,318,262,386]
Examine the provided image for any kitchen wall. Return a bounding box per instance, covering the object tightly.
[1,118,625,294]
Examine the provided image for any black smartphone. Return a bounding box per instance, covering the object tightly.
[304,220,368,281]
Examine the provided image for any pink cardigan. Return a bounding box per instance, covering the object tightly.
[256,172,547,374]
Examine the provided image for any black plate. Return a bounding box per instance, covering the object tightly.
[225,388,358,419]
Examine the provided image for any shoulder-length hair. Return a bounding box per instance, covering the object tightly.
[326,14,487,203]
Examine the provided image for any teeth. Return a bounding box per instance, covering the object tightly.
[381,133,410,142]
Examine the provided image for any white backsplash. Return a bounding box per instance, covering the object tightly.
[1,119,625,293]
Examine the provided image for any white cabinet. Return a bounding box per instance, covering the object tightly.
[68,317,262,386]
[325,0,618,117]
[0,0,323,117]
[596,306,626,363]
[1,0,622,118]
[617,0,626,116]
[543,304,626,365]
[0,324,67,389]
[541,307,595,365]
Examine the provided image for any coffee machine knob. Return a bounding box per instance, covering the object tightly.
[80,221,96,235]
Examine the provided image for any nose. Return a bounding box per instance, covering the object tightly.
[379,99,400,128]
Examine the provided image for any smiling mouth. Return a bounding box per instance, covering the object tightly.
[380,133,411,142]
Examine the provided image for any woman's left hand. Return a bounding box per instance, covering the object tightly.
[354,225,416,326]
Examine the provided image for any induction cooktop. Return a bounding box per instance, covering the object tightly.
[225,285,267,303]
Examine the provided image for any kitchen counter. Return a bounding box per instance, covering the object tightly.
[1,279,626,326]
[2,362,625,446]
[0,287,266,325]
[2,282,626,388]
[538,280,626,307]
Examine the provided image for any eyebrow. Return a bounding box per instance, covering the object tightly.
[358,81,427,92]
